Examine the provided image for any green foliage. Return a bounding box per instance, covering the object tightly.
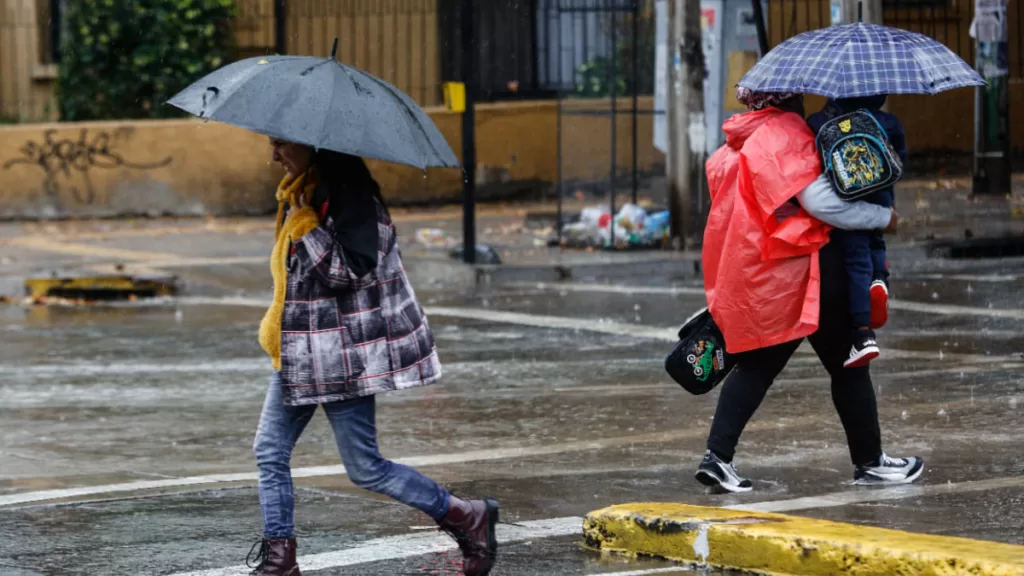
[57,0,236,121]
[574,10,656,99]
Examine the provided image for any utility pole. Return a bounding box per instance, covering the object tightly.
[666,0,706,249]
[972,0,1011,196]
[460,0,477,263]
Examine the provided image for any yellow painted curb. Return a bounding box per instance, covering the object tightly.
[584,503,1024,576]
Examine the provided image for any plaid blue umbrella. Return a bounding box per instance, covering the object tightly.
[738,23,984,98]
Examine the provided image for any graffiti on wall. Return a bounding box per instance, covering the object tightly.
[2,128,173,204]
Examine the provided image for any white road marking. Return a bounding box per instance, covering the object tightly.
[513,281,1024,321]
[175,297,1023,364]
[427,306,679,341]
[906,273,1022,283]
[0,358,270,376]
[0,428,710,507]
[726,475,1024,513]
[888,298,1024,321]
[163,516,583,576]
[158,474,1024,574]
[593,568,691,576]
[177,297,680,340]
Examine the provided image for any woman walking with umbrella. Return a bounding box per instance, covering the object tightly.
[170,42,499,576]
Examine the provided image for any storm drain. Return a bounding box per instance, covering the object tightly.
[24,274,178,302]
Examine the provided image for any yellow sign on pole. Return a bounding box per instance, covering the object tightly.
[443,82,466,113]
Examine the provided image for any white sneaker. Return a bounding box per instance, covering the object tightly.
[853,454,925,485]
[844,329,880,368]
[695,450,753,493]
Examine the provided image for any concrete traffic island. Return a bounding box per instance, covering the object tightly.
[584,503,1024,576]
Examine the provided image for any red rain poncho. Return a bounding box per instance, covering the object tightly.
[702,107,831,354]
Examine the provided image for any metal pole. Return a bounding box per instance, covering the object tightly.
[631,0,640,205]
[972,0,1011,196]
[609,0,618,248]
[556,95,564,245]
[461,0,477,263]
[274,0,287,55]
[666,0,681,246]
[555,1,564,245]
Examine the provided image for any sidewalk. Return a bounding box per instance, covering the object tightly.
[0,177,1021,300]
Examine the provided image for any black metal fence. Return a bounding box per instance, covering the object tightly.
[233,0,657,104]
[235,0,562,105]
[536,0,655,96]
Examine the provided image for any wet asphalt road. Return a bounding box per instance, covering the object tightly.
[0,218,1023,576]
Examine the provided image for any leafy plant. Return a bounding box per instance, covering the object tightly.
[57,0,236,121]
[573,9,656,98]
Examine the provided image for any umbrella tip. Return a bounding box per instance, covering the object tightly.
[330,37,339,60]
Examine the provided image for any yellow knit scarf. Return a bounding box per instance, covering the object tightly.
[258,169,322,370]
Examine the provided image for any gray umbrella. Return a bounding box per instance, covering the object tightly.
[168,40,459,169]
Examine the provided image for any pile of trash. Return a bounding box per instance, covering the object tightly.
[560,204,670,249]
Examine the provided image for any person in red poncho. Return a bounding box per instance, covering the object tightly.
[694,88,924,493]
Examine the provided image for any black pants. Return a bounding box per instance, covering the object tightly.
[706,240,883,466]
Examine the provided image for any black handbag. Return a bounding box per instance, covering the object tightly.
[665,308,736,395]
[816,109,903,201]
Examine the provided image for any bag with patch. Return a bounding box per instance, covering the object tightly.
[815,109,903,201]
[665,308,736,395]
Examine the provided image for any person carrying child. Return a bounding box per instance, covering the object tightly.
[807,95,908,368]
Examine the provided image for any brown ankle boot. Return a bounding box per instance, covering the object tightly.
[437,497,499,576]
[246,537,301,576]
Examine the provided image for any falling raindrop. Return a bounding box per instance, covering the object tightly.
[937,408,947,416]
[931,292,939,300]
[1010,397,1019,409]
[901,410,910,420]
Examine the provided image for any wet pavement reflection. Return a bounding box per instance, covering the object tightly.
[1,228,1023,575]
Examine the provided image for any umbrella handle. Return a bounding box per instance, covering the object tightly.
[330,37,339,60]
[200,87,220,118]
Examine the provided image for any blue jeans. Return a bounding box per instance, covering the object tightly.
[833,189,892,328]
[254,373,451,538]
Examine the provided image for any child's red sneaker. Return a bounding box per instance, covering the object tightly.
[869,280,889,329]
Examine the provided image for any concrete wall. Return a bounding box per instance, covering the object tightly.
[0,98,664,219]
[0,120,281,218]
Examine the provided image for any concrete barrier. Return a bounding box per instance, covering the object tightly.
[0,98,663,220]
[585,503,1024,576]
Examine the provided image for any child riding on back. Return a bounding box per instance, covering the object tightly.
[807,95,907,368]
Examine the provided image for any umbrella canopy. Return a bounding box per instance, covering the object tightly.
[168,45,459,170]
[738,23,984,99]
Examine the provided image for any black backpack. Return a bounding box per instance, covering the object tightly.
[815,109,903,201]
[665,308,736,395]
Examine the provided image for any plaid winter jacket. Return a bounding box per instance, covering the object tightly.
[279,202,441,406]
